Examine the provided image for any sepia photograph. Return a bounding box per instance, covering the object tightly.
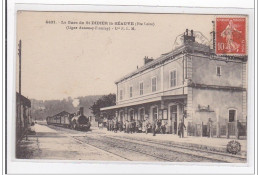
[15,11,249,164]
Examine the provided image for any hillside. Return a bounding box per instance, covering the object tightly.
[30,95,102,121]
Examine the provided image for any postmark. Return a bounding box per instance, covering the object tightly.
[215,17,247,55]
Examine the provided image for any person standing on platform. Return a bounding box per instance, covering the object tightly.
[132,120,136,133]
[207,118,213,138]
[107,120,109,131]
[126,120,129,133]
[152,119,157,136]
[178,119,186,138]
[123,120,126,132]
[129,120,133,134]
[119,120,123,132]
[142,120,146,133]
[114,119,118,133]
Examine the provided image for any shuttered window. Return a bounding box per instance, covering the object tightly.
[217,66,221,76]
[140,82,144,95]
[129,86,133,98]
[151,77,157,92]
[170,70,177,87]
[120,90,123,100]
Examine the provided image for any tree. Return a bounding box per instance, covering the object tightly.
[89,93,116,121]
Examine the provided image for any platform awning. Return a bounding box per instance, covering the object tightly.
[101,94,187,111]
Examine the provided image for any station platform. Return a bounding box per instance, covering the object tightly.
[92,127,247,157]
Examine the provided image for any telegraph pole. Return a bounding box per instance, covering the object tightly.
[18,40,22,135]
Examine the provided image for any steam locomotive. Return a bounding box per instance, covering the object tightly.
[46,107,91,131]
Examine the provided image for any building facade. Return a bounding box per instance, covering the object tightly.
[101,29,247,137]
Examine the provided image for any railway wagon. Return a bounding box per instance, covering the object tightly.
[60,112,71,127]
[54,111,70,126]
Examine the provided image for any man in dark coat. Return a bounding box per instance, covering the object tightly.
[207,118,213,138]
[126,120,129,133]
[114,119,118,133]
[119,120,123,132]
[129,120,133,134]
[107,120,109,131]
[178,119,186,138]
[152,119,157,136]
[132,121,136,133]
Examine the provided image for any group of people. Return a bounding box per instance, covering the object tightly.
[106,118,176,136]
[106,119,140,133]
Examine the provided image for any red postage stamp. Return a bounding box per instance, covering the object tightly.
[215,17,247,55]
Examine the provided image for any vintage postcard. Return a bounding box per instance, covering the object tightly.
[15,11,249,164]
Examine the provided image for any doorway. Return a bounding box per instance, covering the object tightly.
[229,109,236,122]
[152,106,158,121]
[139,108,145,121]
[170,105,178,134]
[129,110,134,121]
[119,111,124,122]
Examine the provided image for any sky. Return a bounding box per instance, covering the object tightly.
[16,12,214,100]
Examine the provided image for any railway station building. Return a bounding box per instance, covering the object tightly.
[101,29,247,138]
[16,92,32,142]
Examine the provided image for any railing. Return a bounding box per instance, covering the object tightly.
[187,120,247,139]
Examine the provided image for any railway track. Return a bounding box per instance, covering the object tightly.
[72,136,174,161]
[73,135,227,162]
[71,136,131,161]
[46,124,246,162]
[106,135,247,163]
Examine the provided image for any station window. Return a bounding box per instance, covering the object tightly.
[119,90,123,100]
[217,66,221,76]
[140,82,144,95]
[170,70,177,87]
[151,77,157,92]
[129,86,133,98]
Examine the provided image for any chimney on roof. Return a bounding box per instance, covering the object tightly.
[183,29,195,43]
[144,56,154,65]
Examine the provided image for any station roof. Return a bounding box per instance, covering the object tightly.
[16,92,31,107]
[100,94,187,111]
[114,42,211,84]
[53,111,70,117]
[114,36,247,84]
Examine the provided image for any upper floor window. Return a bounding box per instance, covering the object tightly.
[129,86,133,98]
[170,70,177,87]
[139,82,144,95]
[119,90,123,100]
[151,77,157,92]
[216,66,221,76]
